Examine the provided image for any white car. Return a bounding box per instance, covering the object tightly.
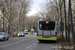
[0,32,9,41]
[18,32,25,37]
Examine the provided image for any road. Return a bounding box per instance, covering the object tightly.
[0,34,59,50]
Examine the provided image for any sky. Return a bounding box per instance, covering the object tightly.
[26,0,47,16]
[26,0,55,16]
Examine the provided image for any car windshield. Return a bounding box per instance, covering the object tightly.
[0,32,4,35]
[18,32,24,34]
[25,31,28,32]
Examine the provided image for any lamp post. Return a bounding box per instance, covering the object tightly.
[68,0,75,44]
[67,0,72,43]
[67,0,75,43]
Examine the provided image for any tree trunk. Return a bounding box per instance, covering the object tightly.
[69,0,75,45]
[60,0,64,38]
[2,18,4,32]
[63,0,67,41]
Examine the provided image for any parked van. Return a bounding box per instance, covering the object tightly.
[24,30,28,34]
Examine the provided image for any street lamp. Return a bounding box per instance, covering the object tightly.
[67,0,75,44]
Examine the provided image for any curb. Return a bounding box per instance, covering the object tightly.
[55,42,61,50]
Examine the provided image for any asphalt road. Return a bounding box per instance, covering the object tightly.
[0,34,59,50]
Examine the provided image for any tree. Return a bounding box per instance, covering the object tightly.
[0,0,31,34]
[24,15,43,32]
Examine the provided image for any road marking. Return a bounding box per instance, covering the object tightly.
[33,43,36,45]
[37,41,39,43]
[26,45,32,49]
[26,42,37,49]
[0,35,35,48]
[0,39,27,48]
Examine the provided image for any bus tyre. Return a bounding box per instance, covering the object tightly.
[7,38,9,41]
[56,39,59,43]
[23,35,25,37]
[39,40,42,43]
[3,37,5,41]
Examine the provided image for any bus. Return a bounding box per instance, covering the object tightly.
[37,20,58,42]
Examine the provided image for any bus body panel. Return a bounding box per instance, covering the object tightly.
[37,20,58,41]
[37,37,57,41]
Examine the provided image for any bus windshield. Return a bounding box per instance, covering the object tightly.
[39,21,55,30]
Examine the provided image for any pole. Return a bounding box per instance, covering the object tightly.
[68,0,71,43]
[63,0,67,41]
[70,0,75,45]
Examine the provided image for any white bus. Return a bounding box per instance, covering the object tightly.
[37,20,58,42]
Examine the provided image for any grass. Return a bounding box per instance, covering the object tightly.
[9,36,13,38]
[9,34,17,38]
[57,36,75,50]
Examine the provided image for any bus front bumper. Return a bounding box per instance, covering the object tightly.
[37,37,57,41]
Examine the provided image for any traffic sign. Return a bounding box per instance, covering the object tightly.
[66,19,71,24]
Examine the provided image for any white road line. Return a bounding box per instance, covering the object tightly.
[0,39,27,48]
[33,43,36,45]
[37,41,39,43]
[26,42,37,49]
[0,35,34,48]
[26,45,32,49]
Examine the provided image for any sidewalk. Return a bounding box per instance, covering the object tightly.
[57,35,75,50]
[63,34,72,40]
[28,32,37,35]
[55,43,61,50]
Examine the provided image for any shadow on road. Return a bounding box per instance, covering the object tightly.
[0,40,8,42]
[0,40,5,42]
[38,40,59,44]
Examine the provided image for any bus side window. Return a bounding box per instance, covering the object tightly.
[39,24,42,29]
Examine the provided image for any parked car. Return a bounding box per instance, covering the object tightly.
[0,32,9,41]
[24,30,28,34]
[18,32,25,37]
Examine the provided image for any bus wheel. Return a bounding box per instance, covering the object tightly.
[39,40,42,43]
[56,39,59,43]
